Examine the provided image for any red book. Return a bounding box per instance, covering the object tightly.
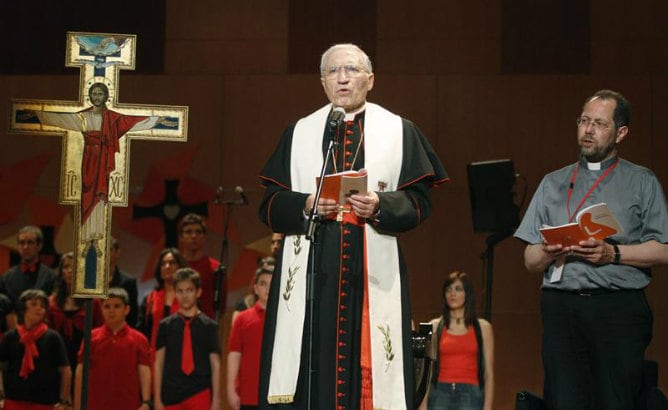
[539,203,623,247]
[317,169,368,205]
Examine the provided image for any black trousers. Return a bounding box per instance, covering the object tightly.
[541,289,652,410]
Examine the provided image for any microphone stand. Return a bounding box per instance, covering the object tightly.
[482,229,512,320]
[304,122,339,410]
[213,195,244,324]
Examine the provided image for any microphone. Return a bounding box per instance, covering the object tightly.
[235,186,249,205]
[327,107,346,130]
[214,186,223,205]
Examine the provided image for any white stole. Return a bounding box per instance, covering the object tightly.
[267,103,408,409]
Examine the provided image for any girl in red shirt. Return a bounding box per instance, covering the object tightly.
[420,271,494,410]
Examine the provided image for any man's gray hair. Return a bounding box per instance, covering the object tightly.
[319,43,373,76]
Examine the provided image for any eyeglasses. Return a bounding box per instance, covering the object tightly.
[576,116,612,132]
[323,64,366,78]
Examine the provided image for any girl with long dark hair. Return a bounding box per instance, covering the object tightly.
[420,271,494,410]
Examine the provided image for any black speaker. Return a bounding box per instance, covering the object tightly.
[467,159,520,233]
[515,390,546,410]
[644,360,659,389]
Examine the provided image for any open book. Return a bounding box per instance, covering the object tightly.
[317,169,368,205]
[539,203,623,247]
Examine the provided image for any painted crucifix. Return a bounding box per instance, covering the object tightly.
[9,31,188,298]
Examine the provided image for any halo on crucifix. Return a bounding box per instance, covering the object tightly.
[9,32,189,298]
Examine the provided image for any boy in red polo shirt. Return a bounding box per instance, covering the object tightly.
[74,288,151,410]
[154,268,221,410]
[227,266,272,410]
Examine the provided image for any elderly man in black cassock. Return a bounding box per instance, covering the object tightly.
[258,43,448,410]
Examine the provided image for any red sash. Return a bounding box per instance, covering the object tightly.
[17,322,48,378]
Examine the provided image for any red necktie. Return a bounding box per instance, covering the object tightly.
[20,262,37,273]
[181,317,194,375]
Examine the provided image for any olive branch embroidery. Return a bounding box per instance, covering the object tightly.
[282,265,298,310]
[282,236,302,311]
[377,324,395,372]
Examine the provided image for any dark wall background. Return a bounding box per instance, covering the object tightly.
[1,1,667,409]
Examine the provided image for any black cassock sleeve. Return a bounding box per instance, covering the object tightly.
[258,119,447,235]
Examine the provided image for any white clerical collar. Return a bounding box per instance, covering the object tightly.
[586,161,602,170]
[343,104,366,121]
[580,156,618,171]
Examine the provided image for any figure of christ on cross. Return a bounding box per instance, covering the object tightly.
[22,83,176,242]
[10,32,188,298]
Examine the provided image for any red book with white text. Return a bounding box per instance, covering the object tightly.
[317,170,368,205]
[539,203,623,247]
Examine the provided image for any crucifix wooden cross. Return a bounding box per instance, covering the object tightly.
[9,32,189,298]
